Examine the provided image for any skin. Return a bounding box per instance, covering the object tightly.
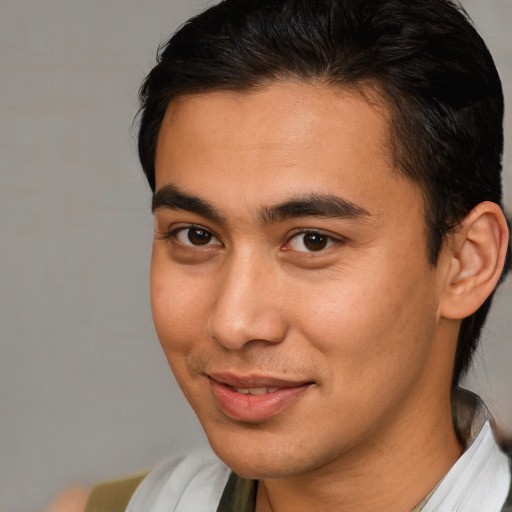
[150,81,467,511]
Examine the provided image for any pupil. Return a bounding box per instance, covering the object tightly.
[304,234,327,251]
[188,228,211,245]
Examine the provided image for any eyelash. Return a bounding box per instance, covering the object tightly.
[157,225,344,253]
[286,228,342,253]
[156,225,222,247]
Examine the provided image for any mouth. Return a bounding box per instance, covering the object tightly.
[207,373,314,422]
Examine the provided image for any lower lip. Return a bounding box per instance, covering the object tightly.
[209,379,312,422]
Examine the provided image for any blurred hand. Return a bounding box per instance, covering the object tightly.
[45,486,89,512]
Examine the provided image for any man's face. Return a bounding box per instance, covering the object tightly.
[151,82,454,479]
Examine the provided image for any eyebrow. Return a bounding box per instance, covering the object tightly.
[152,184,370,223]
[258,195,370,223]
[152,184,223,221]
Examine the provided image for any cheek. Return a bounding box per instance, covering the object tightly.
[150,258,213,408]
[292,260,438,378]
[150,254,210,355]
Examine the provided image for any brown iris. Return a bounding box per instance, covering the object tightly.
[188,228,212,245]
[303,233,328,251]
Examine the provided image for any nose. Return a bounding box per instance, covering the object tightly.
[206,250,288,350]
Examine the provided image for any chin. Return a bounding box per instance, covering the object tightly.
[206,432,322,480]
[217,454,291,480]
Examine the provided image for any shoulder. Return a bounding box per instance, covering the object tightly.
[84,450,230,512]
[503,452,512,512]
[497,438,512,512]
[126,449,231,512]
[495,434,512,511]
[84,472,149,512]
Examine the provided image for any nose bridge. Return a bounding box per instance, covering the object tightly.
[207,246,287,349]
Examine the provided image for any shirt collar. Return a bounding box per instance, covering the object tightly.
[417,387,510,512]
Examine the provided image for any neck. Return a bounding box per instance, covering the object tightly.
[256,391,462,512]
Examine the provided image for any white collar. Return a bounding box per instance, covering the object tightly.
[419,388,510,511]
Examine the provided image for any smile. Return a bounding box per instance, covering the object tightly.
[207,373,314,422]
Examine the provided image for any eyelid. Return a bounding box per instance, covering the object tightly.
[284,228,346,253]
[155,223,222,247]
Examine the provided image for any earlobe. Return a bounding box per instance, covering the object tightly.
[440,201,509,320]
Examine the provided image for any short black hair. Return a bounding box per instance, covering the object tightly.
[138,0,508,384]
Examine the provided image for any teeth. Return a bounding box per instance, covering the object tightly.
[249,387,268,395]
[235,387,279,395]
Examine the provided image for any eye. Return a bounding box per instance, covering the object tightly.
[287,231,337,252]
[175,226,221,247]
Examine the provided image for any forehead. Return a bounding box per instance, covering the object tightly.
[157,82,391,162]
[154,81,419,224]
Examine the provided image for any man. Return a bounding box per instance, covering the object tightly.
[61,0,512,510]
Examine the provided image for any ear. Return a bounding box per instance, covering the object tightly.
[440,201,509,320]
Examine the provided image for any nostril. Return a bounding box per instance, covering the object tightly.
[207,307,288,350]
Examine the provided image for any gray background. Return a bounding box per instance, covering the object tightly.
[0,1,510,511]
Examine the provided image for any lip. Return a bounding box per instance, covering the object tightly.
[208,372,314,423]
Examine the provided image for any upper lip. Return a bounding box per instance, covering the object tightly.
[207,372,313,389]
